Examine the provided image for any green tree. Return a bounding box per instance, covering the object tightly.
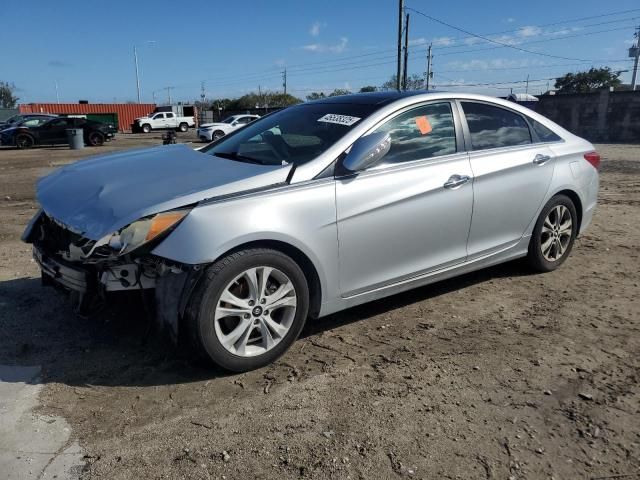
[554,67,622,94]
[328,88,351,97]
[381,74,425,91]
[306,92,326,101]
[359,85,377,93]
[0,82,19,108]
[228,91,302,110]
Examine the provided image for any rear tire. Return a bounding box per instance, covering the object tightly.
[178,123,188,132]
[15,134,34,149]
[527,194,578,272]
[185,248,309,372]
[87,131,105,146]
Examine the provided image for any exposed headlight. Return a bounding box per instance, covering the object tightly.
[103,209,189,255]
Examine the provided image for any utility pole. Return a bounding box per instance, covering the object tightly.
[165,86,173,104]
[630,25,640,91]
[134,45,141,103]
[54,80,60,104]
[396,0,404,91]
[200,81,206,103]
[282,68,287,95]
[425,44,433,90]
[525,74,530,94]
[402,13,410,90]
[152,90,156,104]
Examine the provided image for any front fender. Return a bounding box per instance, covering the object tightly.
[151,179,339,305]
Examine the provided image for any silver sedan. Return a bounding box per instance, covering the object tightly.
[24,91,599,371]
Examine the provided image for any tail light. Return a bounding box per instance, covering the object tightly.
[584,151,600,170]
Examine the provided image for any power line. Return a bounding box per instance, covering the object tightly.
[434,24,639,56]
[154,20,636,93]
[427,12,640,48]
[406,6,607,62]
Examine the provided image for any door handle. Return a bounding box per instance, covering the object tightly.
[533,153,552,165]
[444,174,471,189]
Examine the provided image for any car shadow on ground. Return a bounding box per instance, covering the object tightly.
[0,260,534,388]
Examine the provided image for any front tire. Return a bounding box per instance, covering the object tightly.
[527,194,578,272]
[141,124,151,133]
[186,248,309,372]
[15,134,34,149]
[212,130,225,141]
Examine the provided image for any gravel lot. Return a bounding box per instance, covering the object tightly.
[0,136,638,479]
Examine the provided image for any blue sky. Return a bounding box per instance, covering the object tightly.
[2,0,638,104]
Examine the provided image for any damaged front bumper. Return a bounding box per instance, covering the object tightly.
[33,244,89,292]
[25,211,203,341]
[33,244,156,294]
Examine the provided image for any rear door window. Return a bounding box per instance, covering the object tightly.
[372,102,457,165]
[461,102,531,151]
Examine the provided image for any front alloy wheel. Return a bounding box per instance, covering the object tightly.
[186,248,309,372]
[212,130,225,141]
[15,134,34,149]
[215,266,297,357]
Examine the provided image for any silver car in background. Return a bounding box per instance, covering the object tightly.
[23,92,599,372]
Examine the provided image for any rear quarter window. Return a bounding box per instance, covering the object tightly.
[530,119,562,143]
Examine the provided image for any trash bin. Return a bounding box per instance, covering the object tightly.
[66,128,84,150]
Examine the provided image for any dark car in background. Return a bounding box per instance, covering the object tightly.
[0,113,58,131]
[0,117,116,149]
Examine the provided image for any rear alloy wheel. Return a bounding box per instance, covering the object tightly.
[186,248,309,372]
[15,134,34,149]
[212,130,225,141]
[178,122,188,132]
[88,131,105,146]
[527,194,577,272]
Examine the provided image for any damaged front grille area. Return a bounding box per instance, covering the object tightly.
[34,213,97,262]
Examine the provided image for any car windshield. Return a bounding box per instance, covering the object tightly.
[201,103,379,166]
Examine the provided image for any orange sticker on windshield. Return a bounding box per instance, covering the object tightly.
[415,116,432,135]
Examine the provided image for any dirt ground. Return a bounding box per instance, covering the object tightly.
[0,136,638,480]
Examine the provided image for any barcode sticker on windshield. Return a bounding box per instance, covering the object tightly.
[317,114,361,126]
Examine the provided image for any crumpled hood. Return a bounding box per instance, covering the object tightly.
[37,144,291,240]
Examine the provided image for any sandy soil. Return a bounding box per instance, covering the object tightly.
[0,138,638,479]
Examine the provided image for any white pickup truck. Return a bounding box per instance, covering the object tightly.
[133,112,195,133]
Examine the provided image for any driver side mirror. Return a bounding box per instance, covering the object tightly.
[232,122,238,126]
[342,132,391,172]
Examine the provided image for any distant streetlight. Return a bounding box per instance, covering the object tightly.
[133,41,156,103]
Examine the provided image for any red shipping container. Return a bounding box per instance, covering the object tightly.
[18,103,157,132]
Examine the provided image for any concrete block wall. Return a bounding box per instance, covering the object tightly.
[536,90,640,143]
